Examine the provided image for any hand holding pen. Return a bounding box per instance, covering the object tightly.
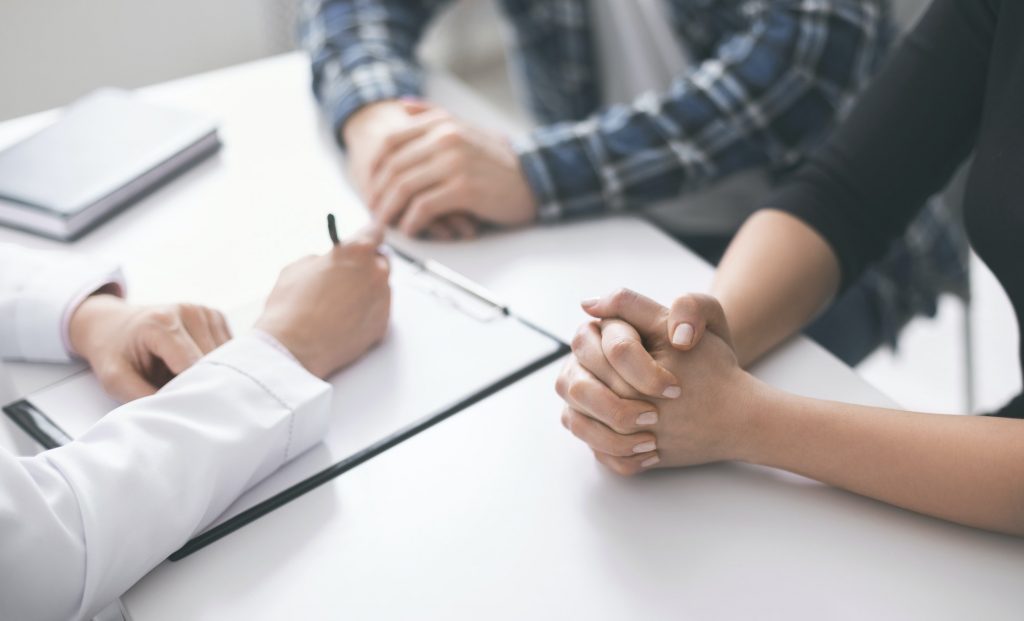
[253,215,392,379]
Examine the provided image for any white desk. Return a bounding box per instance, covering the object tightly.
[1,53,1021,619]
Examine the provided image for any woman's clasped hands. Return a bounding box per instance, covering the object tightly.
[556,288,767,475]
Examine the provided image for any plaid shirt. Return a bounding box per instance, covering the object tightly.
[300,0,969,346]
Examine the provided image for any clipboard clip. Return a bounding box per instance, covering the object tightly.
[384,244,509,323]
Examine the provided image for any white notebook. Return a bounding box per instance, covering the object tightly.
[4,252,565,557]
[0,88,220,240]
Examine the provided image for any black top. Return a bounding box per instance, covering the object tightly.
[770,0,1024,417]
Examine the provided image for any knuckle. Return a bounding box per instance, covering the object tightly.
[438,127,461,147]
[566,379,586,404]
[671,294,700,317]
[554,371,571,399]
[611,437,637,458]
[452,173,472,195]
[607,288,637,313]
[564,412,578,436]
[570,325,591,353]
[607,406,632,434]
[606,337,637,363]
[611,288,635,303]
[608,457,636,477]
[408,196,433,216]
[147,308,178,330]
[96,361,123,383]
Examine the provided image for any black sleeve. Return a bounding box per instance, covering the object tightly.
[767,0,996,289]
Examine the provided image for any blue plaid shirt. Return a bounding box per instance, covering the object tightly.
[300,0,968,347]
[300,0,890,219]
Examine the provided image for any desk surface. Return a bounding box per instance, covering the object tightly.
[1,52,1021,619]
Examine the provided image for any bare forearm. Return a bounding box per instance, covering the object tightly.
[711,209,840,365]
[737,381,1024,535]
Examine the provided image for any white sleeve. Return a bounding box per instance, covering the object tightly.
[0,333,332,621]
[0,242,124,363]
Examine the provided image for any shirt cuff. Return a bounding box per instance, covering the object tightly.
[200,333,332,461]
[317,58,425,148]
[15,255,125,363]
[512,124,612,222]
[513,134,565,222]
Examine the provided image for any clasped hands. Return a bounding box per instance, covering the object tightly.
[556,289,763,475]
[344,99,537,240]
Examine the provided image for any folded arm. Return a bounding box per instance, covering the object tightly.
[299,0,451,141]
[563,289,1024,535]
[556,0,1021,534]
[515,0,887,220]
[0,335,331,620]
[712,0,987,363]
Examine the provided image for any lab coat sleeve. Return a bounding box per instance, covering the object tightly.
[0,242,125,363]
[0,333,332,621]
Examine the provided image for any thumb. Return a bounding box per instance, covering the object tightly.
[666,293,733,351]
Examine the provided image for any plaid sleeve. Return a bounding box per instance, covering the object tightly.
[513,0,886,221]
[298,0,452,144]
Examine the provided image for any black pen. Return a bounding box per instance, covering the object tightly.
[326,212,506,313]
[327,213,340,246]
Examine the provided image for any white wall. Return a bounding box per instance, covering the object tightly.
[0,0,303,120]
[0,0,507,121]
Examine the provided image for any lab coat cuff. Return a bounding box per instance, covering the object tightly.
[15,254,124,363]
[202,334,332,460]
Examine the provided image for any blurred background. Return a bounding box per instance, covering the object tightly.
[0,0,1018,415]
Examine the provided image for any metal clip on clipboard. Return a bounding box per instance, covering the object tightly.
[385,243,509,323]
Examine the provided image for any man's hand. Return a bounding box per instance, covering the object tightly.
[556,289,761,476]
[343,100,416,196]
[69,295,232,403]
[343,100,481,241]
[365,101,537,238]
[255,225,391,379]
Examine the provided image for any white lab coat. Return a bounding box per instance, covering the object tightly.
[0,243,332,621]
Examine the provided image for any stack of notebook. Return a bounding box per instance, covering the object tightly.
[0,88,220,240]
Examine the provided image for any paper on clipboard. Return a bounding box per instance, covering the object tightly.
[6,252,564,539]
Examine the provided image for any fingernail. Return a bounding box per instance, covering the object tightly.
[672,323,694,347]
[580,298,599,308]
[662,385,682,399]
[636,411,658,426]
[633,441,657,454]
[641,455,661,468]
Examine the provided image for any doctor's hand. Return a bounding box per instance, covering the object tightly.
[556,289,763,475]
[256,225,391,380]
[69,294,231,403]
[365,100,537,238]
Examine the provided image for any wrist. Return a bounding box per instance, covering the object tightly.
[68,293,127,359]
[342,99,408,146]
[253,320,328,380]
[721,371,779,464]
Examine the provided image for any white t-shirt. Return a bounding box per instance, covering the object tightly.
[591,0,689,106]
[591,0,770,234]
